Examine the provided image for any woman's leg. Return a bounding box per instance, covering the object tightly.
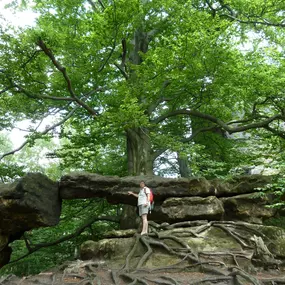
[141,214,148,234]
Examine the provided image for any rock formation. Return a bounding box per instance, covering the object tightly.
[0,173,60,267]
[60,172,274,225]
[1,171,284,285]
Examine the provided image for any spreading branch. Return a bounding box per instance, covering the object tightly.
[37,39,98,116]
[14,84,75,101]
[87,0,97,11]
[205,0,285,28]
[152,108,284,136]
[114,63,129,80]
[0,86,14,95]
[21,50,42,69]
[0,107,78,161]
[9,215,119,264]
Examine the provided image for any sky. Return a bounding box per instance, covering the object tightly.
[0,1,41,148]
[0,0,38,27]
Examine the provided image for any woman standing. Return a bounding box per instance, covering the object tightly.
[128,181,150,235]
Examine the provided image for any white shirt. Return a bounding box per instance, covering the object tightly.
[137,187,150,206]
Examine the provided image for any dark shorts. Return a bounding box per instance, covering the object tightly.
[138,204,149,216]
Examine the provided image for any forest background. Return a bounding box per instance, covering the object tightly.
[0,0,285,276]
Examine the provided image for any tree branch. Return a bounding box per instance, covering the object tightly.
[114,63,129,80]
[181,126,222,143]
[97,0,105,10]
[0,86,14,95]
[152,108,284,135]
[87,0,98,11]
[220,13,285,28]
[264,125,285,139]
[37,39,98,116]
[206,0,285,27]
[21,50,42,69]
[148,80,172,114]
[0,107,79,161]
[14,84,75,101]
[8,215,119,264]
[98,8,119,73]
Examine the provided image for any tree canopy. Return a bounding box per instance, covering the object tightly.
[1,0,285,177]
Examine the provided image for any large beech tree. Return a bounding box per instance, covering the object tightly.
[0,0,285,176]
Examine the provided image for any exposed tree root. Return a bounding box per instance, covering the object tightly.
[212,221,270,241]
[120,273,149,285]
[213,224,253,249]
[159,275,181,285]
[111,270,119,285]
[189,276,233,285]
[229,267,262,285]
[0,275,14,284]
[116,220,283,285]
[123,234,141,272]
[137,236,153,269]
[1,220,283,285]
[145,275,181,285]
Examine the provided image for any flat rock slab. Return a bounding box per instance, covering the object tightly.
[59,172,271,204]
[160,196,224,222]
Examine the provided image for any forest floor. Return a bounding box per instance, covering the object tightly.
[2,265,285,285]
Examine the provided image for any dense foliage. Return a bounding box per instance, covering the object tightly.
[0,0,285,276]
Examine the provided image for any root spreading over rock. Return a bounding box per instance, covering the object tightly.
[2,220,285,284]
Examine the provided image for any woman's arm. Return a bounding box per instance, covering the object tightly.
[145,193,150,206]
[128,191,138,198]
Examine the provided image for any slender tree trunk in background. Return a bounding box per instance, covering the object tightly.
[177,153,191,178]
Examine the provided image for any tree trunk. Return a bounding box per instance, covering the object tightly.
[126,127,154,175]
[124,26,153,176]
[177,153,191,178]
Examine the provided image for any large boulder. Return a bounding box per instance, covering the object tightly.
[159,196,224,222]
[0,173,61,235]
[0,173,61,266]
[221,193,276,224]
[0,171,275,270]
[210,175,272,196]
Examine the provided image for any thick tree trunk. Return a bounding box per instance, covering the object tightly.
[124,27,153,176]
[120,27,154,229]
[126,127,154,175]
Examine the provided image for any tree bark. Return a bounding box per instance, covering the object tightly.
[177,153,191,178]
[125,26,154,176]
[126,127,154,175]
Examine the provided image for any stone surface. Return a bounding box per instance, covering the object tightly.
[221,193,276,224]
[60,172,271,204]
[80,223,285,270]
[0,173,61,267]
[102,229,137,238]
[210,175,272,197]
[80,237,138,262]
[0,172,276,270]
[160,196,224,222]
[0,173,61,235]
